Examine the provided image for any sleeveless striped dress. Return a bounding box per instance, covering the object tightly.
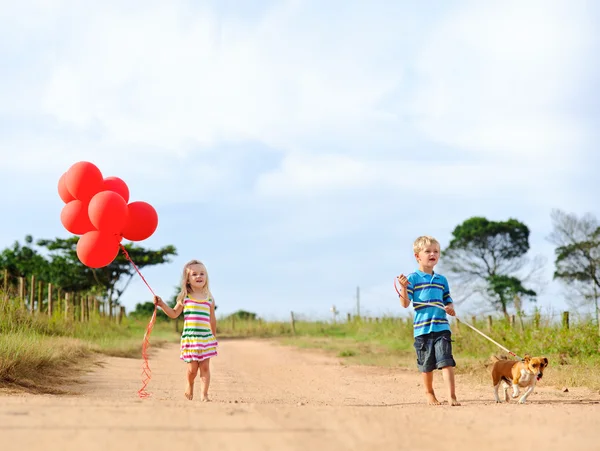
[180,296,218,363]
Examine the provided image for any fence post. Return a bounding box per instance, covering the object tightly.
[30,275,35,314]
[290,311,296,335]
[487,316,493,332]
[347,313,351,322]
[64,292,70,319]
[118,306,125,324]
[562,311,569,329]
[47,283,53,316]
[19,277,25,307]
[510,315,515,328]
[81,295,86,322]
[471,315,476,325]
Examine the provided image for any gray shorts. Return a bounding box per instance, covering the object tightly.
[413,331,456,373]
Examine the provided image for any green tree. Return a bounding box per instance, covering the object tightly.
[548,209,600,335]
[0,235,52,298]
[442,217,538,318]
[37,237,177,315]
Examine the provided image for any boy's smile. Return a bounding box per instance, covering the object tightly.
[416,244,440,272]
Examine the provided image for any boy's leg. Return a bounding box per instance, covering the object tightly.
[442,366,460,406]
[422,371,440,405]
[434,332,460,406]
[414,333,439,405]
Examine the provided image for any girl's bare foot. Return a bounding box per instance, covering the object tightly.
[426,393,441,405]
[200,396,210,402]
[185,382,194,400]
[449,397,461,406]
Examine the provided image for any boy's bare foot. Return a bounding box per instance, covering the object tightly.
[426,393,441,405]
[185,382,194,400]
[449,397,461,406]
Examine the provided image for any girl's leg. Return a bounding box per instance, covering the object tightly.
[185,361,199,400]
[199,359,211,402]
[423,371,440,405]
[442,366,460,406]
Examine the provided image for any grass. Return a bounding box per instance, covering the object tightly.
[0,297,179,392]
[217,315,600,391]
[3,294,600,394]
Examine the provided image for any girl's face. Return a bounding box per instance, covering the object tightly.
[187,264,207,290]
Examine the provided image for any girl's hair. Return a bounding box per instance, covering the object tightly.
[413,235,440,254]
[176,259,211,305]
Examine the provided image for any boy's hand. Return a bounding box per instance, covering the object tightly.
[444,304,456,316]
[397,274,409,288]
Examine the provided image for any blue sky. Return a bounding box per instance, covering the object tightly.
[1,0,599,321]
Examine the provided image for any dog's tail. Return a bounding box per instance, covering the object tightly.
[486,354,508,369]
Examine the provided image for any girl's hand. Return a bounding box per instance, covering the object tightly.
[153,295,164,308]
[397,274,409,287]
[444,304,456,316]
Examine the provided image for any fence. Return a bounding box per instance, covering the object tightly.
[1,269,126,323]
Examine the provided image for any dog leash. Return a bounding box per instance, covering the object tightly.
[394,277,523,361]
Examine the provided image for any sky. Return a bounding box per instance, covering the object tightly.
[1,0,599,322]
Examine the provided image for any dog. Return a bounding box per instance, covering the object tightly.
[491,354,549,404]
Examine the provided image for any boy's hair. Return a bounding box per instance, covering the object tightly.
[413,236,440,254]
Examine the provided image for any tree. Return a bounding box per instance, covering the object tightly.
[548,209,600,335]
[37,237,177,315]
[0,235,52,297]
[442,217,539,318]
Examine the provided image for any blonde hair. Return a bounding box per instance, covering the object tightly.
[413,236,440,254]
[176,259,211,305]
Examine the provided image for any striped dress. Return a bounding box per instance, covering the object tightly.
[180,296,218,363]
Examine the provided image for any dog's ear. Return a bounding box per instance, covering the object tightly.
[523,354,531,362]
[543,357,548,366]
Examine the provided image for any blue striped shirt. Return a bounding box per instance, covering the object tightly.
[407,270,453,337]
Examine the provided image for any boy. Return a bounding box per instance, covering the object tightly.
[397,235,460,406]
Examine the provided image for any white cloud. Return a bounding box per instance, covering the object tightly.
[408,0,593,165]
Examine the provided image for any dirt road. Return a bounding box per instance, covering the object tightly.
[1,339,599,450]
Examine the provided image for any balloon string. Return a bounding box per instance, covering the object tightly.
[120,244,157,399]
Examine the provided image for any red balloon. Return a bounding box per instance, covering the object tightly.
[58,173,75,204]
[122,201,158,241]
[60,200,95,235]
[88,191,128,234]
[103,176,130,203]
[76,231,120,268]
[65,161,104,202]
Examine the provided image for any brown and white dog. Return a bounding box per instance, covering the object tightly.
[491,354,549,404]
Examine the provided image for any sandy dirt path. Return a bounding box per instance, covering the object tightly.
[1,338,599,451]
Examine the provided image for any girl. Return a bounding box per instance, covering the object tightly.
[154,259,218,402]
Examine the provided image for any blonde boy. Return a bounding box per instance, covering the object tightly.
[397,236,460,406]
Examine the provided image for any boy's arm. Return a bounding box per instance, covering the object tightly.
[397,274,412,308]
[442,278,456,316]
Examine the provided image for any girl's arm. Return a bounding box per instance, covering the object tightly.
[210,298,217,336]
[154,296,183,319]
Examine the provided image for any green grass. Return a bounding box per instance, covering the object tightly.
[217,315,600,390]
[0,297,179,392]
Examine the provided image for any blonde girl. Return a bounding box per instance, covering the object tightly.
[154,260,218,401]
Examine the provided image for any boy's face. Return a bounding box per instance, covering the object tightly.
[415,244,440,270]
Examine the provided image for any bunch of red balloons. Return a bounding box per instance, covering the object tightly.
[58,161,158,268]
